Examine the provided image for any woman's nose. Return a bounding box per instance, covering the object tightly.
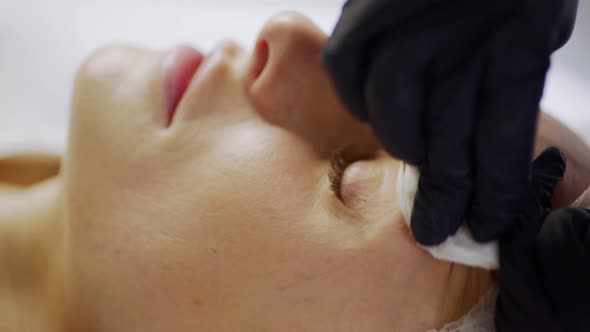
[246,12,329,122]
[246,12,376,154]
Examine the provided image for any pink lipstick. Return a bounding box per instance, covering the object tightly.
[162,45,204,125]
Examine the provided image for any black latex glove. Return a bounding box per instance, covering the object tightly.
[535,207,590,331]
[495,147,590,331]
[495,146,566,331]
[322,0,579,245]
[497,148,590,331]
[497,204,590,331]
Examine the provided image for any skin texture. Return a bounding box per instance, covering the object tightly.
[0,11,588,332]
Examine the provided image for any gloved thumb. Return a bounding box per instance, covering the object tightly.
[525,146,567,224]
[495,150,567,331]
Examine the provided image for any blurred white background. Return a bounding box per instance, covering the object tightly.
[0,0,588,155]
[0,0,345,154]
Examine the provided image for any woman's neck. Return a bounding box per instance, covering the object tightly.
[439,262,496,326]
[391,220,496,331]
[403,257,495,331]
[0,177,70,332]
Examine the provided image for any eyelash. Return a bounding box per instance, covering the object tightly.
[329,147,370,200]
[329,148,353,200]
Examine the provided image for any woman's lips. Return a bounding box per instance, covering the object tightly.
[162,46,204,125]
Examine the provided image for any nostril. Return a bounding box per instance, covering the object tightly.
[251,39,269,80]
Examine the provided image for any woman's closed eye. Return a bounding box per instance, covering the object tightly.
[329,146,380,205]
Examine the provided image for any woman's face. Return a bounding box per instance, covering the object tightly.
[64,12,429,331]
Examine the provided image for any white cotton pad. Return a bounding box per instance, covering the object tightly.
[397,163,499,270]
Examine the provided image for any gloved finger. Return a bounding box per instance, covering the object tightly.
[409,55,483,246]
[530,146,567,209]
[495,147,566,332]
[509,147,566,241]
[364,34,433,165]
[551,0,579,50]
[321,21,369,120]
[321,0,403,121]
[516,147,567,236]
[468,18,551,242]
[498,147,565,285]
[321,0,466,122]
[362,6,489,167]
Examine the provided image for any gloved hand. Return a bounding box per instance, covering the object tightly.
[322,0,579,245]
[495,147,590,331]
[495,146,565,331]
[534,207,590,331]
